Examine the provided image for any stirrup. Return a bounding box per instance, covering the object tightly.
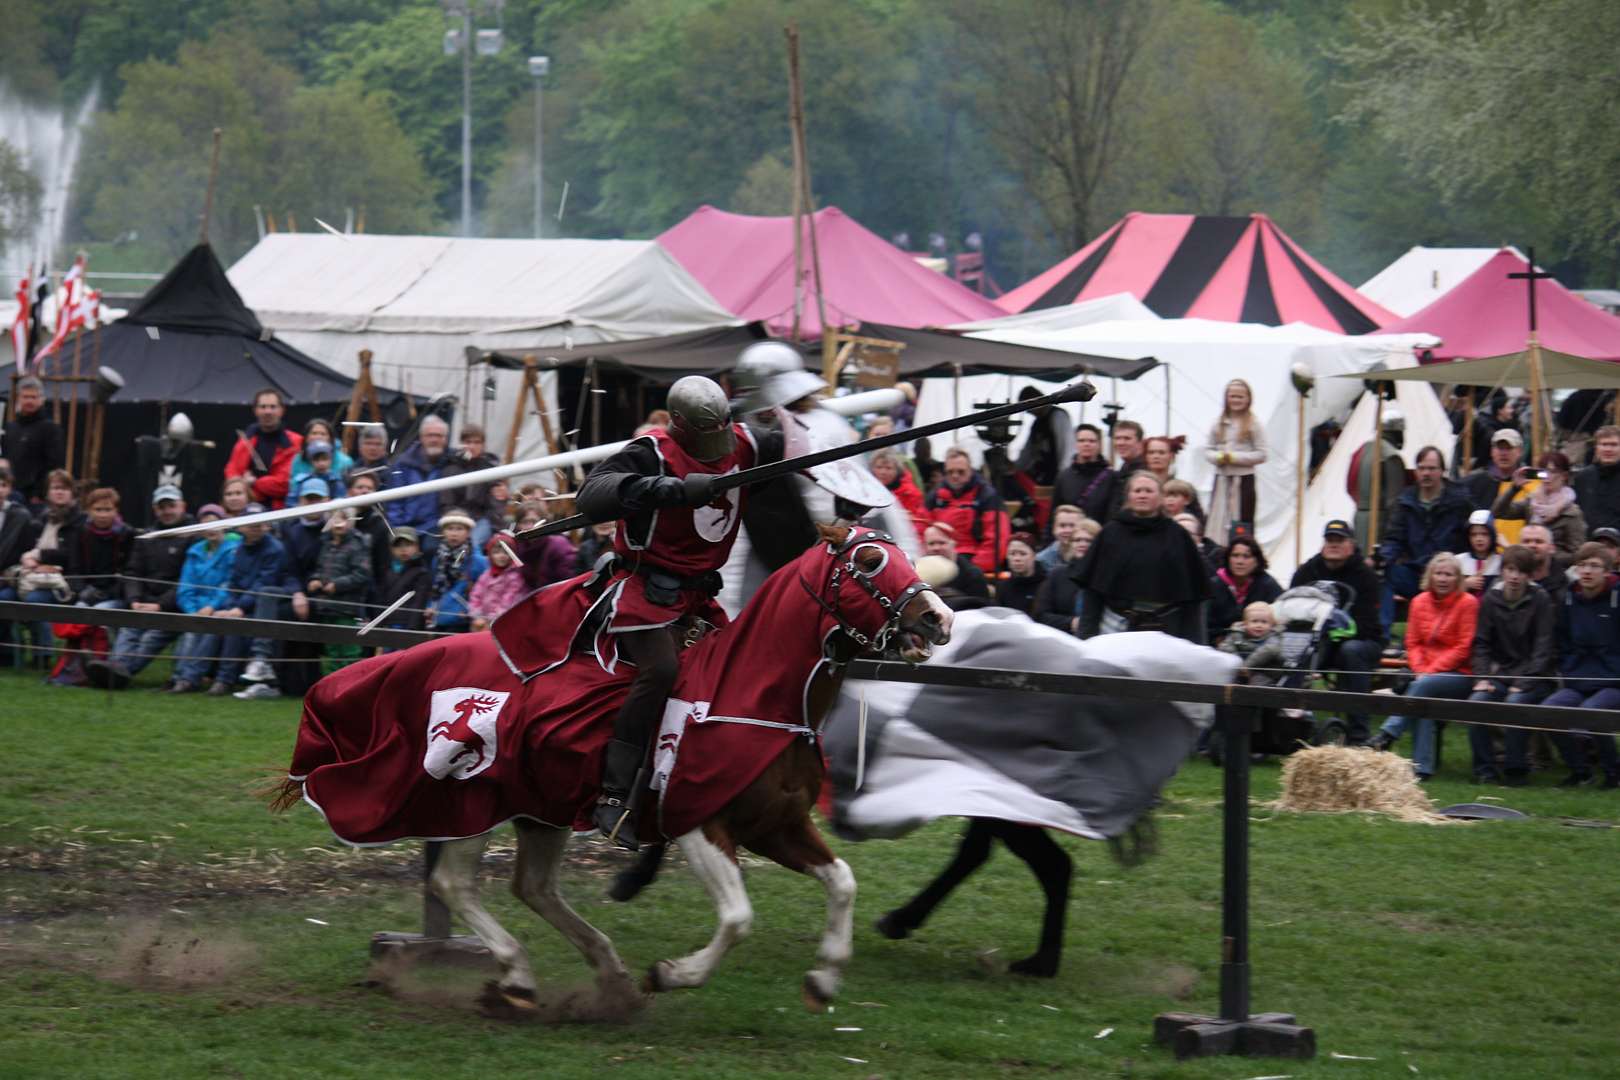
[593,797,641,851]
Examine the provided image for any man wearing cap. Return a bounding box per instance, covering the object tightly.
[86,486,195,690]
[1292,519,1385,744]
[225,388,302,510]
[1464,427,1535,544]
[498,375,786,850]
[1573,424,1620,532]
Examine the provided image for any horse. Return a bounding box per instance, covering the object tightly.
[274,524,952,1015]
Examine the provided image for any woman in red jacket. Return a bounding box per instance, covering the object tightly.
[870,447,926,524]
[1369,552,1479,779]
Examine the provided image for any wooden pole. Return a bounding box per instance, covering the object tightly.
[343,350,371,456]
[1461,386,1475,474]
[505,360,531,464]
[1295,389,1306,569]
[1368,390,1385,554]
[1530,332,1546,463]
[86,322,104,483]
[65,326,83,476]
[786,21,806,344]
[199,128,223,246]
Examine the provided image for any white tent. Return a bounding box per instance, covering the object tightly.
[913,307,1441,579]
[226,234,740,461]
[1358,246,1520,318]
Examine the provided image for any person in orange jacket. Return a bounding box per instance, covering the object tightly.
[1369,552,1480,779]
[225,388,303,509]
[923,448,1010,574]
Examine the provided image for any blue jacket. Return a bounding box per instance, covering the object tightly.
[226,533,285,610]
[278,517,327,593]
[427,543,487,628]
[387,442,448,532]
[1378,481,1472,567]
[1556,578,1620,694]
[291,448,353,495]
[176,535,242,614]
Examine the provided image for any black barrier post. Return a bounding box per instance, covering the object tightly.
[1153,706,1314,1060]
[368,840,495,969]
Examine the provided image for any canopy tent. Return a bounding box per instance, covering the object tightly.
[227,234,741,462]
[654,205,1006,340]
[1344,348,1620,391]
[915,314,1438,578]
[1379,249,1620,363]
[470,320,1154,388]
[1357,246,1515,318]
[27,243,387,519]
[1270,353,1455,574]
[995,212,1396,335]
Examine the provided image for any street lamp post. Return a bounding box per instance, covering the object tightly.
[529,55,550,239]
[443,0,505,238]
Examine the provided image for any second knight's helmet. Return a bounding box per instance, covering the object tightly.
[731,341,825,416]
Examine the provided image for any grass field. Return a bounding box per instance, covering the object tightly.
[4,663,1620,1080]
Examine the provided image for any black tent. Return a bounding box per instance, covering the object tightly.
[17,244,403,521]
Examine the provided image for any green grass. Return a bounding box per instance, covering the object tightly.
[4,664,1620,1079]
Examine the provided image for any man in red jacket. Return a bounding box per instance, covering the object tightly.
[225,388,302,509]
[923,448,1010,574]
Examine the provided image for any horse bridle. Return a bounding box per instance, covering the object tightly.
[799,528,936,657]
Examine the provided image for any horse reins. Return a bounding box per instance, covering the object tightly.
[798,528,936,658]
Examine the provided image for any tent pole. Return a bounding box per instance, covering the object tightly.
[1368,391,1385,555]
[506,358,534,464]
[344,350,370,456]
[786,22,805,344]
[1163,364,1171,436]
[1461,385,1474,474]
[65,326,82,477]
[1530,331,1545,462]
[1295,388,1306,569]
[198,128,222,246]
[86,322,104,484]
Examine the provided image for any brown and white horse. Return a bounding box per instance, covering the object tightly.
[284,524,951,1015]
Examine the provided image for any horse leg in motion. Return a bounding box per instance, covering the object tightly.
[426,831,541,1013]
[428,823,638,1017]
[743,814,857,1008]
[875,818,1072,977]
[606,841,669,902]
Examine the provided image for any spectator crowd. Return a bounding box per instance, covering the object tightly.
[7,372,1620,790]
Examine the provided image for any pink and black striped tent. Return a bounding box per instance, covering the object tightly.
[997,212,1396,335]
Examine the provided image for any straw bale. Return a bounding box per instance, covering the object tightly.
[1275,745,1454,824]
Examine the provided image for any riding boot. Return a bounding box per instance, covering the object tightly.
[593,739,650,851]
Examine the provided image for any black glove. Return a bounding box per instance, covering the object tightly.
[645,476,689,508]
[683,473,718,507]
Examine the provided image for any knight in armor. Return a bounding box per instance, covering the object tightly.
[130,413,213,526]
[575,376,785,848]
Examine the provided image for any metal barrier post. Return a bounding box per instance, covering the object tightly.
[1154,706,1315,1060]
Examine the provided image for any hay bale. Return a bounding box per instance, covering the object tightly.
[1275,745,1453,824]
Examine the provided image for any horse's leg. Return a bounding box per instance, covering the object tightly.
[425,832,538,1011]
[645,825,752,993]
[874,817,996,939]
[744,814,856,1010]
[992,822,1072,978]
[606,841,668,903]
[509,819,635,995]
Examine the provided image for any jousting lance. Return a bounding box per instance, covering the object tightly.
[514,378,1098,542]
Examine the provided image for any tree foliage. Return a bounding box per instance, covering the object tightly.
[1335,0,1620,259]
[0,140,43,259]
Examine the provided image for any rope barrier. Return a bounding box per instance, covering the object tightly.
[0,600,446,651]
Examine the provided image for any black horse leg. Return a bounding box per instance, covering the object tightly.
[993,823,1071,978]
[874,818,996,939]
[606,841,668,902]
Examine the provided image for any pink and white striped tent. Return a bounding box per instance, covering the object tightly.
[656,205,1005,340]
[997,212,1396,335]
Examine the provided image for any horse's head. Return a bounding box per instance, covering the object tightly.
[808,523,953,664]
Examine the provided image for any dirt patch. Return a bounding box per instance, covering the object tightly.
[110,917,251,989]
[368,945,650,1024]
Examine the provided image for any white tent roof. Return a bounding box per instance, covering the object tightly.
[1358,246,1521,318]
[226,234,741,467]
[949,292,1160,334]
[911,317,1440,579]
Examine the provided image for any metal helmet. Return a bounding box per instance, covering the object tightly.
[731,340,825,415]
[166,411,195,441]
[666,376,736,461]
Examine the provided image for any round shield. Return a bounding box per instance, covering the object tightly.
[1435,802,1530,821]
[806,457,894,510]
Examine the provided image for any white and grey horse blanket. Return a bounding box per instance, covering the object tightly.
[823,609,1240,842]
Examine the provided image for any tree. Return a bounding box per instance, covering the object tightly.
[945,0,1157,252]
[1334,0,1620,262]
[0,140,43,259]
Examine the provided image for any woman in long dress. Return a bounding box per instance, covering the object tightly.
[1205,379,1268,547]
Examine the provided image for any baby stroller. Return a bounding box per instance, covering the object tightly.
[1208,581,1355,765]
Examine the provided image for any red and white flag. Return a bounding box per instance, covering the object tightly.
[10,266,31,374]
[32,255,86,365]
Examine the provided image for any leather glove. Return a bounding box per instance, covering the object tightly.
[646,476,689,508]
[683,473,719,507]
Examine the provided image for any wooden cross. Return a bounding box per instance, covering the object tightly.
[1507,246,1556,333]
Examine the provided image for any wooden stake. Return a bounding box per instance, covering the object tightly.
[1461,386,1474,474]
[86,322,105,483]
[343,350,373,455]
[1368,391,1385,554]
[199,128,223,246]
[65,326,83,476]
[1295,389,1306,568]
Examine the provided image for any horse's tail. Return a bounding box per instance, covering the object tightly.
[251,766,305,814]
[605,841,669,902]
[1107,813,1158,869]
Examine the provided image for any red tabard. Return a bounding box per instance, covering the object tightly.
[614,426,758,575]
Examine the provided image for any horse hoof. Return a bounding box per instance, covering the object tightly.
[802,972,835,1012]
[478,981,539,1020]
[641,963,666,994]
[873,911,912,940]
[1007,956,1060,978]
